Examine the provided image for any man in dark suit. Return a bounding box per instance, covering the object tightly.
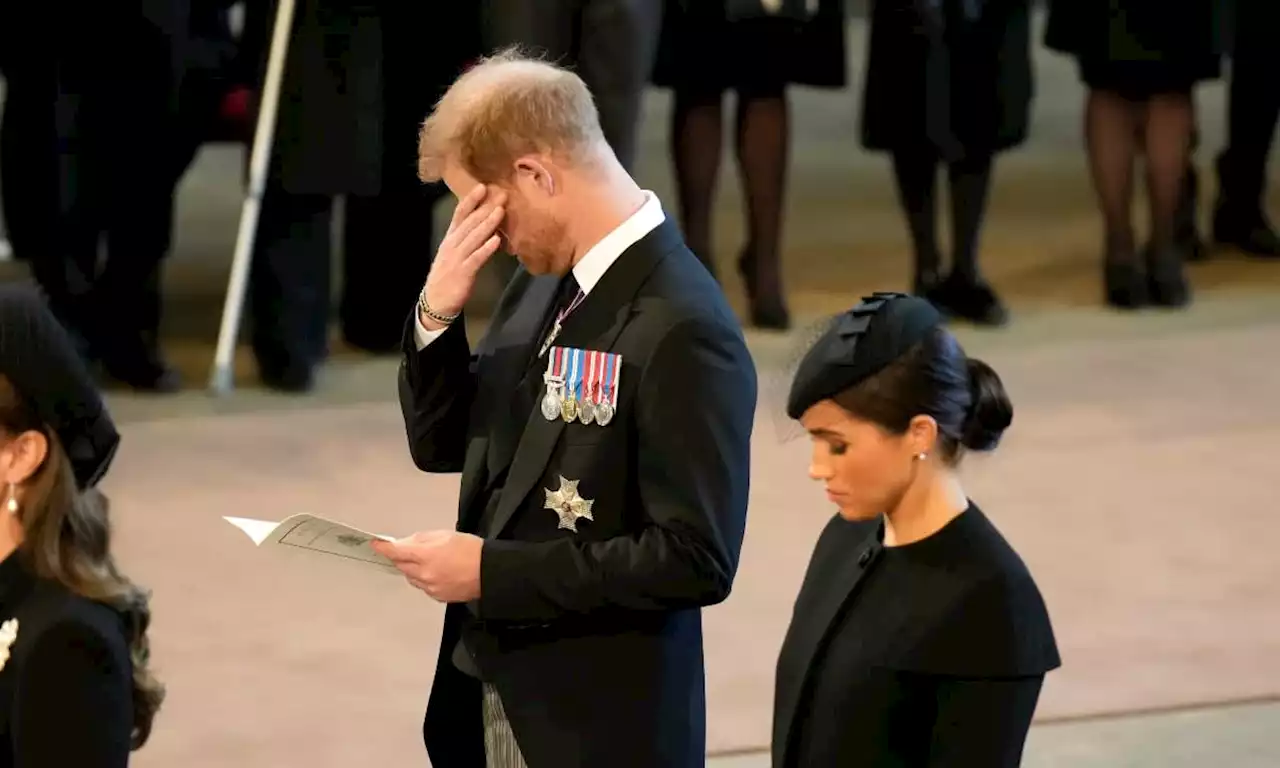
[481,0,662,174]
[0,0,199,391]
[238,1,481,391]
[479,0,664,291]
[1178,0,1279,260]
[1212,0,1279,257]
[372,52,756,768]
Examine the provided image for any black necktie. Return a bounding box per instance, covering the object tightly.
[539,272,581,354]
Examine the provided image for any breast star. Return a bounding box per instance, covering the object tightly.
[543,475,593,533]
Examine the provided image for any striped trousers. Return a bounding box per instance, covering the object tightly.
[482,683,529,768]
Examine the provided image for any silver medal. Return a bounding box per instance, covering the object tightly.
[541,376,563,421]
[595,399,614,426]
[578,399,595,425]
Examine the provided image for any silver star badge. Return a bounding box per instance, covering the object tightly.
[543,475,595,533]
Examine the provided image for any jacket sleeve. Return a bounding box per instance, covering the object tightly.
[924,675,1045,767]
[478,316,757,621]
[13,619,133,768]
[398,312,478,472]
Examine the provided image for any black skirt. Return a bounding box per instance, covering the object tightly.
[859,0,1034,159]
[651,0,847,94]
[1044,0,1222,97]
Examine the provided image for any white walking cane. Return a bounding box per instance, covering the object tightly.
[208,0,297,394]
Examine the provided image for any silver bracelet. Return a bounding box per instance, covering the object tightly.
[418,288,460,326]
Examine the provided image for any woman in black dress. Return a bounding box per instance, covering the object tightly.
[773,292,1059,767]
[1045,0,1222,309]
[862,0,1034,326]
[653,0,847,330]
[0,282,164,766]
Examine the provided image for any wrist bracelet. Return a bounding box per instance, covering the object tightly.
[418,288,460,326]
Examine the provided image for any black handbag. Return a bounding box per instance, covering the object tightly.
[725,0,819,22]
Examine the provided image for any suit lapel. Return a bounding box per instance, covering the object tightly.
[485,220,684,539]
[775,522,884,766]
[483,277,561,477]
[457,274,560,531]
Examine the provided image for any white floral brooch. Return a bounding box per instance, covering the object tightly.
[0,619,19,672]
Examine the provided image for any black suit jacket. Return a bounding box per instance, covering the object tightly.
[773,504,1060,767]
[0,553,134,768]
[398,220,757,767]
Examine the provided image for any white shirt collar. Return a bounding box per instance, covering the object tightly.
[571,191,665,294]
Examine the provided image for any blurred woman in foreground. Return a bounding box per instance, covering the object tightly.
[0,282,163,766]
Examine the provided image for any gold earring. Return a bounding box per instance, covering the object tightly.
[4,485,17,515]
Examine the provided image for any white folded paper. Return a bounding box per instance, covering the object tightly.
[224,513,401,575]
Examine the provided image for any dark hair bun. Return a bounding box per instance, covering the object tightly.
[960,358,1012,451]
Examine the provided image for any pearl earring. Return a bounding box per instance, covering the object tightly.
[915,452,928,461]
[4,486,16,515]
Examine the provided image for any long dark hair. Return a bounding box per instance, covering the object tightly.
[832,326,1013,464]
[0,376,163,748]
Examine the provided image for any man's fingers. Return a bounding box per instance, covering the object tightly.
[447,184,488,232]
[464,235,502,272]
[456,206,504,257]
[371,539,419,565]
[441,203,502,257]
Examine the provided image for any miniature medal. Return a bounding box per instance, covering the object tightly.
[560,347,580,422]
[541,348,565,421]
[578,350,597,425]
[595,352,620,426]
[541,378,563,421]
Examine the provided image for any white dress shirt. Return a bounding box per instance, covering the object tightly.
[413,191,666,351]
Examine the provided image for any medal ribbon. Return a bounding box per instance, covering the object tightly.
[568,347,581,400]
[605,352,619,407]
[584,350,598,405]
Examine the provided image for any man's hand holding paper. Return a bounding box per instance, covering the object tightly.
[371,531,483,603]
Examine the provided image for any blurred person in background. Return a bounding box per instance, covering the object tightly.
[0,282,164,767]
[239,1,481,392]
[480,0,664,292]
[0,0,212,392]
[651,0,847,332]
[1186,0,1280,259]
[861,0,1034,327]
[773,292,1059,767]
[1045,0,1222,309]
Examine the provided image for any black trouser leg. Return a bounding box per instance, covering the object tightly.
[1217,0,1280,218]
[250,185,333,381]
[4,79,104,357]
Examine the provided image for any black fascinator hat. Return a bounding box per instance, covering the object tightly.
[0,282,121,489]
[786,292,942,420]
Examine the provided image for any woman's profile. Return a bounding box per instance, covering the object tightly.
[0,282,163,766]
[773,292,1059,767]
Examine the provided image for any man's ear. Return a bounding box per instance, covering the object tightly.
[513,156,556,197]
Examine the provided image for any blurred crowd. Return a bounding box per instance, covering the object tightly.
[0,0,1275,395]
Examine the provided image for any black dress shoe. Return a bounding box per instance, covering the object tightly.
[1144,244,1191,309]
[1212,208,1280,258]
[926,273,1009,327]
[101,355,182,394]
[260,362,315,393]
[737,250,790,331]
[1103,261,1147,310]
